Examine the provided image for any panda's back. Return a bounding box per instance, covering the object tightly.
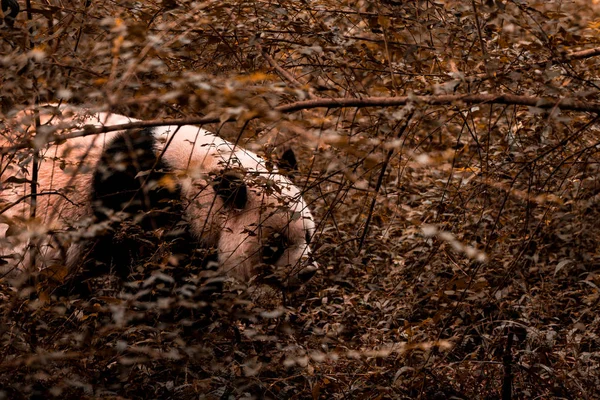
[152,124,267,175]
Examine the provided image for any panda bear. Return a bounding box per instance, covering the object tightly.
[0,104,318,290]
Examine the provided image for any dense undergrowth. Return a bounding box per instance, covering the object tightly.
[2,0,600,398]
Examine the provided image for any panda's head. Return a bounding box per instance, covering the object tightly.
[206,168,318,288]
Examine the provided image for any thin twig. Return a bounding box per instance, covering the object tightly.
[358,109,414,252]
[472,0,487,58]
[502,329,514,400]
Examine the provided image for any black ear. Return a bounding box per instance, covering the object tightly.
[212,171,248,209]
[278,148,298,172]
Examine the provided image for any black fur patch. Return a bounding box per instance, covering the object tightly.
[278,148,298,172]
[211,170,248,209]
[261,232,288,265]
[91,128,182,229]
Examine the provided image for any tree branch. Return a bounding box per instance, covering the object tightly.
[2,93,599,155]
[276,93,600,113]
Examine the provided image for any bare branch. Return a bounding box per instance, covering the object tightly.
[276,93,600,114]
[2,93,598,155]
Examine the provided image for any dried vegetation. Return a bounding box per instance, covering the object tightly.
[2,0,600,398]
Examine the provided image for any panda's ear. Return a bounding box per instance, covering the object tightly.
[212,171,248,209]
[278,148,298,172]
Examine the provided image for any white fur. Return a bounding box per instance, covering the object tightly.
[0,105,317,284]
